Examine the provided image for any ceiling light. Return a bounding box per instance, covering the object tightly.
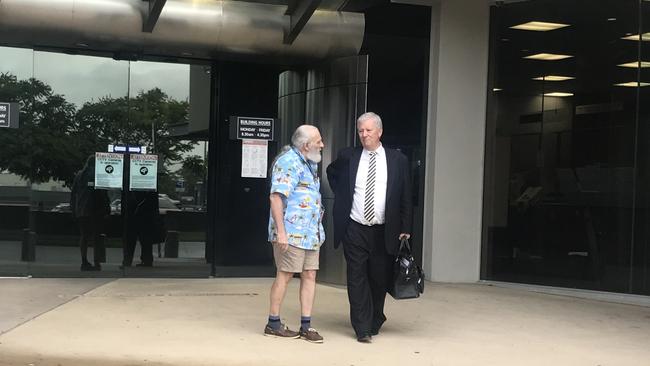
[618,61,650,68]
[493,88,503,92]
[510,21,570,31]
[533,75,575,81]
[607,18,617,22]
[621,33,650,41]
[524,53,573,61]
[544,92,574,97]
[614,82,650,87]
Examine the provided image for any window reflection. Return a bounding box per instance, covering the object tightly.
[483,0,650,294]
[0,47,33,275]
[0,47,209,276]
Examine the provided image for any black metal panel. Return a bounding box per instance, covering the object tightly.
[362,3,431,267]
[142,0,167,33]
[209,62,282,272]
[284,0,323,44]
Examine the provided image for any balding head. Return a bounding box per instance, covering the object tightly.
[291,125,319,149]
[291,124,324,163]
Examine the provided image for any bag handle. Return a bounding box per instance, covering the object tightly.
[398,237,412,255]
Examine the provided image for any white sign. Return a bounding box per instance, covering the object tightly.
[0,103,11,128]
[108,145,147,154]
[241,139,268,178]
[95,152,124,189]
[129,154,158,191]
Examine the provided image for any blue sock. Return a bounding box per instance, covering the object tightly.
[300,316,311,331]
[268,315,281,330]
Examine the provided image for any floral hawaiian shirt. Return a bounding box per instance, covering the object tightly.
[268,148,325,250]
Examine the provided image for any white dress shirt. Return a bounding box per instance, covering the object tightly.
[351,145,387,226]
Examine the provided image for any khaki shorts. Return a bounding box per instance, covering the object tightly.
[272,243,320,273]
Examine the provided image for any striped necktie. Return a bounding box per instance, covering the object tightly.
[363,151,377,224]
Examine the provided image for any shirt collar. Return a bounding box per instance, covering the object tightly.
[291,146,308,161]
[363,144,384,157]
[291,146,317,169]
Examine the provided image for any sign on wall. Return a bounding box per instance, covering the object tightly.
[241,139,268,178]
[229,116,276,141]
[0,102,19,128]
[95,152,124,189]
[129,154,158,191]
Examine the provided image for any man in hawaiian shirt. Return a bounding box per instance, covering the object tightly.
[264,124,325,343]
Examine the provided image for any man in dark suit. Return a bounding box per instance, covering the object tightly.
[326,112,412,343]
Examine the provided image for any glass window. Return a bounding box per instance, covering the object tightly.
[634,1,650,295]
[0,47,34,276]
[0,47,209,277]
[30,51,130,276]
[127,61,208,271]
[483,0,649,295]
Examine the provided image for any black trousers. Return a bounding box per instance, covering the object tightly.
[123,217,154,266]
[78,215,104,264]
[342,219,392,337]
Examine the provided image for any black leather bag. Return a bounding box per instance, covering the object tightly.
[388,238,425,300]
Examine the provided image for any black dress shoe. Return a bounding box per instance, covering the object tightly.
[357,333,372,343]
[136,262,153,267]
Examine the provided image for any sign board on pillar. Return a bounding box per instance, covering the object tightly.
[229,116,276,141]
[0,102,19,128]
[129,154,158,191]
[95,152,124,189]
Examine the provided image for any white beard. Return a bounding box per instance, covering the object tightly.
[306,148,322,163]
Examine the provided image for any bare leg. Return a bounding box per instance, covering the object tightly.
[299,270,317,317]
[269,271,294,316]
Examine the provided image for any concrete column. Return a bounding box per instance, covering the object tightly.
[422,0,490,282]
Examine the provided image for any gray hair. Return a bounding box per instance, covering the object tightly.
[270,124,317,175]
[357,112,383,130]
[291,124,318,149]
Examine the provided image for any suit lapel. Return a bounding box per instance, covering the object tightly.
[349,148,362,199]
[385,148,396,202]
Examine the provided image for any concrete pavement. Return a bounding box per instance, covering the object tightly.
[1,278,649,366]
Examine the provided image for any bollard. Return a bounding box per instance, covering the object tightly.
[96,234,107,263]
[21,228,36,262]
[164,230,179,258]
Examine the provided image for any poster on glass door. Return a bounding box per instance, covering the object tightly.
[95,152,124,189]
[130,154,158,191]
[241,139,268,178]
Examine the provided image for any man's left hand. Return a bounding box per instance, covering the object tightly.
[399,233,411,240]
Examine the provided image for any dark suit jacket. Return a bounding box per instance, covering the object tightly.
[326,146,413,255]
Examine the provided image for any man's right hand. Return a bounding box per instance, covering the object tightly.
[275,233,289,252]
